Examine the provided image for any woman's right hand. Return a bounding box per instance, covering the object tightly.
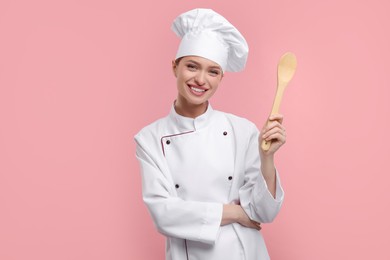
[221,204,262,230]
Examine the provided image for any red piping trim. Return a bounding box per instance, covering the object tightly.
[160,130,195,156]
[185,239,189,260]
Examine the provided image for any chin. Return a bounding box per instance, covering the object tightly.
[187,97,209,106]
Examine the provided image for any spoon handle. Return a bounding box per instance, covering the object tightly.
[261,86,285,151]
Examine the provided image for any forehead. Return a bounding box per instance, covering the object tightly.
[180,56,221,69]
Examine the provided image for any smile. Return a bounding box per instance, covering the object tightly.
[187,84,208,97]
[190,87,206,93]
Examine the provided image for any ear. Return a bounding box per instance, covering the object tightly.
[172,60,177,77]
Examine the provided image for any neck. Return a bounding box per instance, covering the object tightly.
[174,99,208,118]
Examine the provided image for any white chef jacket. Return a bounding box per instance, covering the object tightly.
[134,103,284,260]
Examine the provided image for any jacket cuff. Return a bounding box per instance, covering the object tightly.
[254,169,284,209]
[198,203,223,244]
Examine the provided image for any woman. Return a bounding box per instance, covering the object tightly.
[135,8,286,260]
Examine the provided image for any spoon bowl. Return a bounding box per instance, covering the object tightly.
[278,52,297,86]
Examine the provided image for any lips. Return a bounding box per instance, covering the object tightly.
[188,84,208,96]
[191,86,205,92]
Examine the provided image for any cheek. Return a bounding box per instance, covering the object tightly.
[176,75,189,93]
[183,71,195,81]
[210,78,221,89]
[176,72,186,84]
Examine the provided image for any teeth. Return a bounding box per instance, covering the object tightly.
[191,87,205,93]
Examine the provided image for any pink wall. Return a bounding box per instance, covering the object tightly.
[1,0,389,259]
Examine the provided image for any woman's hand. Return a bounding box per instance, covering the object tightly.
[260,114,286,156]
[236,206,262,230]
[221,204,261,230]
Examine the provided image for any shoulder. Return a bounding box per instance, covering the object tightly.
[134,116,169,144]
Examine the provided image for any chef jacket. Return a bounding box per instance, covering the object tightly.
[134,103,284,260]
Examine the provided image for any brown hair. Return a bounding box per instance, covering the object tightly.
[174,57,183,65]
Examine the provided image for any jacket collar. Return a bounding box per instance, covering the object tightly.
[169,101,214,131]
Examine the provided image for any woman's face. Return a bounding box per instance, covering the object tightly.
[172,56,223,106]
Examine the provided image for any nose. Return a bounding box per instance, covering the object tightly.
[195,71,206,85]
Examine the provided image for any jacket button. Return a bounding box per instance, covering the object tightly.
[223,131,227,136]
[166,140,171,145]
[228,176,233,180]
[175,184,179,188]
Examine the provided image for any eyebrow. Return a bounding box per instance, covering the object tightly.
[186,60,222,70]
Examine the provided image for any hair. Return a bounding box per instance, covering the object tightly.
[174,57,183,65]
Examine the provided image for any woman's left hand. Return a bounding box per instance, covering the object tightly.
[259,114,286,156]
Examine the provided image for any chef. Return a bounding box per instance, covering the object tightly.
[135,8,286,260]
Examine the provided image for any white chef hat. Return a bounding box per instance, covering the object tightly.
[171,8,249,72]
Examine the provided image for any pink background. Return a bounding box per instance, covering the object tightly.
[1,0,389,259]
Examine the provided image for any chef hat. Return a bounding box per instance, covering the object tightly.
[171,8,249,72]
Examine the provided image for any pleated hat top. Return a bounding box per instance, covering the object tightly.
[171,8,249,72]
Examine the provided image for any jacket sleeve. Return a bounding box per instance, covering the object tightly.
[135,134,223,244]
[238,125,284,223]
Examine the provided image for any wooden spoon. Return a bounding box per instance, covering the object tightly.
[261,52,297,151]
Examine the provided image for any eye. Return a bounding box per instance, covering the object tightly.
[209,69,220,76]
[186,64,197,71]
